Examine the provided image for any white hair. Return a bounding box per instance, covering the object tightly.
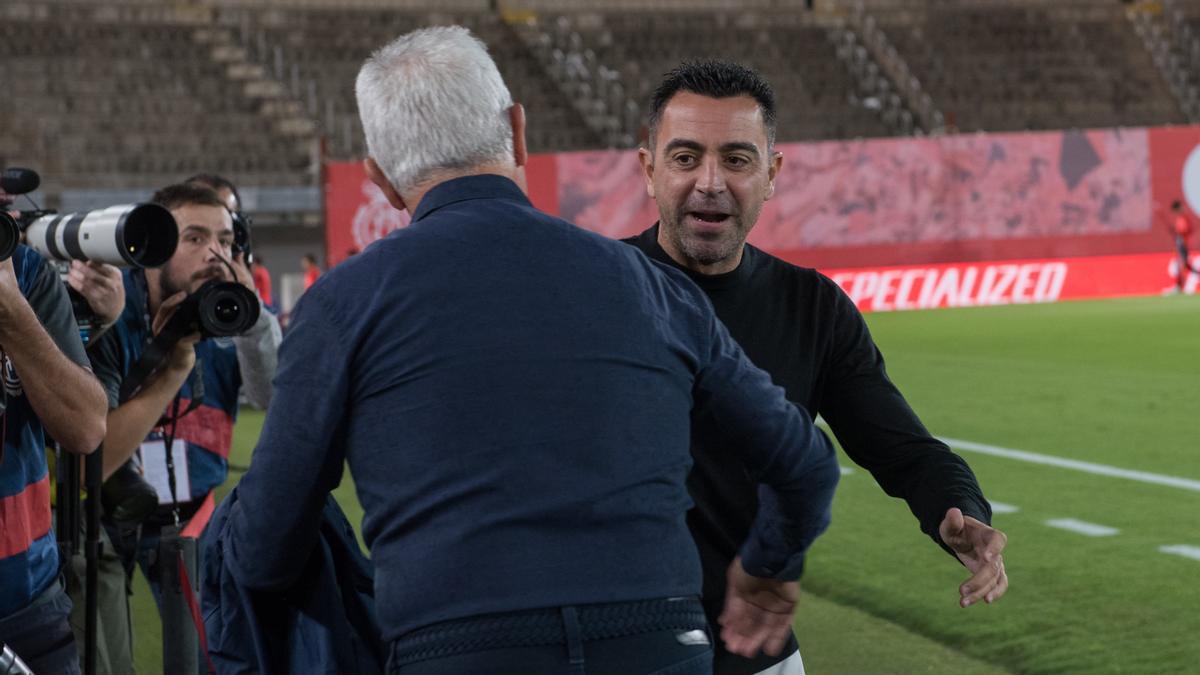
[355,26,515,195]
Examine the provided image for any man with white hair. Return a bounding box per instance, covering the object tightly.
[224,26,840,673]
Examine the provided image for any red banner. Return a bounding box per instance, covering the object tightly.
[323,155,559,268]
[324,125,1200,300]
[823,252,1199,313]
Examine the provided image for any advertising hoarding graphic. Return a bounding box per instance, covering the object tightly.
[326,125,1200,302]
[825,253,1200,313]
[324,154,558,268]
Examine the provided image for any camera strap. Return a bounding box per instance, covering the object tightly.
[0,375,6,467]
[118,330,176,404]
[161,394,183,524]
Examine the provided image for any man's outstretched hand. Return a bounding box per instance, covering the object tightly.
[939,507,1009,608]
[718,557,799,658]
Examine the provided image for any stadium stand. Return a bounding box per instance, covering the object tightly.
[0,0,1190,211]
[0,3,315,194]
[216,6,602,159]
[874,1,1185,132]
[513,10,897,145]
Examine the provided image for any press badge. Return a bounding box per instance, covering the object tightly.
[140,439,191,504]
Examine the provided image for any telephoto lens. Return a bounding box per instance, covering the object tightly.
[22,203,178,268]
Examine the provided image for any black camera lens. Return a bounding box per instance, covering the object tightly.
[0,211,19,262]
[195,281,259,337]
[214,297,240,325]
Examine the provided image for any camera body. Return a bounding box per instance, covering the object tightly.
[117,278,261,405]
[163,278,262,341]
[231,210,253,264]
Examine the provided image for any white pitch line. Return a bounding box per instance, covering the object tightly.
[839,466,855,476]
[939,436,1200,493]
[1044,518,1119,537]
[988,500,1019,514]
[1159,545,1200,561]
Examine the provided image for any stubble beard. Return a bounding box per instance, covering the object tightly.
[663,209,749,268]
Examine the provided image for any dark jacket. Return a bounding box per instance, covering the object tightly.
[201,488,384,675]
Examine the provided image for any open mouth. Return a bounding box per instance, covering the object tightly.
[688,211,731,224]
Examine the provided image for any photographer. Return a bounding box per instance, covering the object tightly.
[82,182,279,636]
[0,196,108,670]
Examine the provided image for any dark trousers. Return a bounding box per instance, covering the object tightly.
[388,598,713,675]
[0,577,81,675]
[65,525,135,675]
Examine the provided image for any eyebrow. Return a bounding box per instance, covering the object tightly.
[718,141,761,157]
[182,224,233,239]
[662,138,761,158]
[663,139,704,154]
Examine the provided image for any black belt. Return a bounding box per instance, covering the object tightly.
[390,596,708,665]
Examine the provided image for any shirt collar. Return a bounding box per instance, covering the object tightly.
[411,174,531,223]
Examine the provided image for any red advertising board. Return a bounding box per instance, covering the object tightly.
[823,252,1199,313]
[324,124,1200,303]
[323,155,558,268]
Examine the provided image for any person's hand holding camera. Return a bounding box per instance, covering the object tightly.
[223,247,256,294]
[153,291,201,376]
[67,260,125,327]
[0,256,26,324]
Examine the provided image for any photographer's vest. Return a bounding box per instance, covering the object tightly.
[0,247,61,617]
[112,270,241,503]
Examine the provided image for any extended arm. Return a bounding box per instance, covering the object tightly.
[226,287,349,590]
[232,303,281,410]
[1,254,106,454]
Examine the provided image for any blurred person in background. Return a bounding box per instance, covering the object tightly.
[222,26,841,674]
[250,256,273,309]
[1164,199,1198,293]
[627,60,1009,675]
[301,253,320,290]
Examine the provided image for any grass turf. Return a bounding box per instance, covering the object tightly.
[131,295,1200,673]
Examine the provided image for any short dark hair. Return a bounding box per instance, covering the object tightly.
[151,183,227,211]
[185,173,241,210]
[647,60,777,149]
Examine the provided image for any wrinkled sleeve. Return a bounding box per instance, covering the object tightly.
[225,286,350,590]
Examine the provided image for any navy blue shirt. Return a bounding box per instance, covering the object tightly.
[227,175,838,641]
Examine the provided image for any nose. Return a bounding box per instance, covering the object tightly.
[693,156,726,196]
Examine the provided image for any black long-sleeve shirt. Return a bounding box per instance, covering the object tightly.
[626,225,991,674]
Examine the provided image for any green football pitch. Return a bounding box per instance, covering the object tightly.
[130,295,1200,673]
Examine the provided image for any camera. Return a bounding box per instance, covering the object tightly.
[167,278,262,340]
[117,279,260,404]
[1,168,178,267]
[107,279,262,522]
[231,210,253,264]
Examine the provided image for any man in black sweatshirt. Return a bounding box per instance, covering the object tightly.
[225,30,841,674]
[626,60,1010,675]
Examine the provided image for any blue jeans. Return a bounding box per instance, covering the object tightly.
[0,577,81,675]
